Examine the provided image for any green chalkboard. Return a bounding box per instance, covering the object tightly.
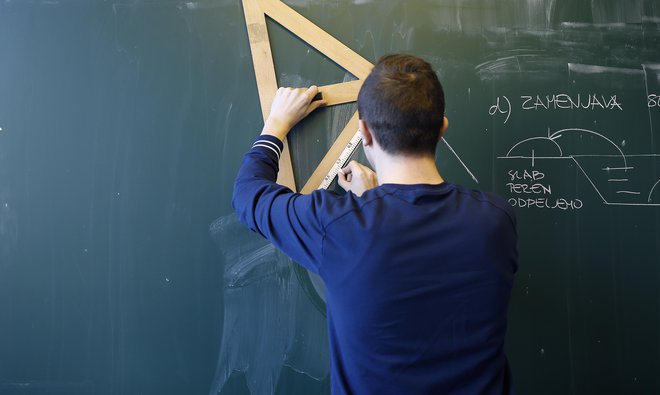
[1,1,659,394]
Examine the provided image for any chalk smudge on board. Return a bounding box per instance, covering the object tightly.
[568,63,644,76]
[0,194,17,267]
[411,0,558,33]
[208,214,329,395]
[515,0,557,28]
[475,53,565,82]
[591,0,643,24]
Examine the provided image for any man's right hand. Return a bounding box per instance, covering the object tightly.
[337,160,378,197]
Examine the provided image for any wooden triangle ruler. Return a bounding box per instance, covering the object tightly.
[242,0,373,193]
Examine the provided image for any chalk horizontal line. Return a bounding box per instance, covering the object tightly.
[497,156,570,160]
[573,154,660,158]
[498,154,660,159]
[608,179,629,182]
[605,202,660,207]
[615,191,641,195]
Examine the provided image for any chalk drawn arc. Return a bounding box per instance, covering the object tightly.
[549,128,628,169]
[649,179,660,203]
[505,136,564,158]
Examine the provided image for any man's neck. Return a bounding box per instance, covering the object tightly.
[374,154,444,186]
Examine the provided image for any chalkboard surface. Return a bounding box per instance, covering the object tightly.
[1,1,659,394]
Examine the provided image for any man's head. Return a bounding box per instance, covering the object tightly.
[357,54,446,158]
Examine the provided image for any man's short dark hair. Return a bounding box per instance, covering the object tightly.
[357,54,445,157]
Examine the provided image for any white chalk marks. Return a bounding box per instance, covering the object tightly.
[489,95,512,124]
[500,127,660,207]
[441,137,479,184]
[506,136,564,158]
[649,179,660,203]
[489,93,624,124]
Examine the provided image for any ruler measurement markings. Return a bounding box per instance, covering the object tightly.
[318,130,363,190]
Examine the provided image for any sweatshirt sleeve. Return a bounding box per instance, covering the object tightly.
[232,134,325,274]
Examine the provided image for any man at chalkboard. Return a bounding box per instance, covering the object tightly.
[233,54,518,395]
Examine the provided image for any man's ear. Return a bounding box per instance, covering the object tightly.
[438,116,449,140]
[359,119,374,147]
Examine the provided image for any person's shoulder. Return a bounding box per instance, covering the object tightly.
[307,188,385,226]
[452,183,517,225]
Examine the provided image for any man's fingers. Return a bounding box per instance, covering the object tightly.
[337,169,349,191]
[305,99,327,116]
[346,160,365,176]
[304,86,325,115]
[264,86,329,138]
[337,169,346,183]
[341,164,355,179]
[305,85,319,101]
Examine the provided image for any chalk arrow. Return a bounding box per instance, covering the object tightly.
[549,128,627,170]
[548,127,561,141]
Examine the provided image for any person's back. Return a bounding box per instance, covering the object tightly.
[320,183,516,394]
[232,53,518,394]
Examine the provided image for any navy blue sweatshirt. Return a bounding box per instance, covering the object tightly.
[233,135,518,395]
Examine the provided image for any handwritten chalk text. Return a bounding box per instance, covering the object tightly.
[649,94,660,108]
[508,169,545,182]
[508,197,584,210]
[489,93,626,124]
[521,94,623,111]
[505,169,583,210]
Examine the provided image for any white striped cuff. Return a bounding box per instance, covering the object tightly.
[252,137,283,160]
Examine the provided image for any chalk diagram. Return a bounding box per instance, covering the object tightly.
[499,128,660,206]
